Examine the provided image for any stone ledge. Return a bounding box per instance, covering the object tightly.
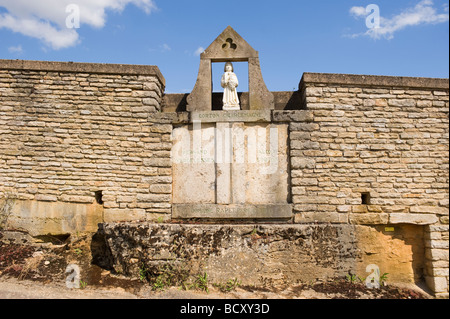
[300,72,449,90]
[172,203,292,220]
[389,213,439,225]
[272,110,314,122]
[148,112,189,124]
[0,59,165,87]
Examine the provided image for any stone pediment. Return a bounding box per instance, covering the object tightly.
[201,26,258,62]
[187,26,274,112]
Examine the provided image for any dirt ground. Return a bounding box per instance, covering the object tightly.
[0,230,434,300]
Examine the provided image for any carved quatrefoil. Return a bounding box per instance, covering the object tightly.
[222,38,237,51]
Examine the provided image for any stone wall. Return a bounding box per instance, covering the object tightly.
[293,73,449,297]
[0,59,169,232]
[0,59,448,296]
[292,73,448,225]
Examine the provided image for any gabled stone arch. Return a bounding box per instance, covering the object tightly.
[187,26,274,112]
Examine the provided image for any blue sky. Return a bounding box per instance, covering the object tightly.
[0,0,448,93]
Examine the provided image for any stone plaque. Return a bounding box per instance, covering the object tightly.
[190,110,271,123]
[172,204,292,220]
[171,121,291,220]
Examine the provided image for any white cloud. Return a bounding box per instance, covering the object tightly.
[194,46,205,56]
[349,0,449,40]
[350,6,367,18]
[0,0,157,50]
[160,43,171,52]
[8,45,23,54]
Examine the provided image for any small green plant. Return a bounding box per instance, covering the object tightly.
[148,264,188,291]
[153,274,169,291]
[194,273,209,293]
[346,274,359,284]
[214,278,241,293]
[156,216,164,223]
[74,248,83,256]
[139,263,148,282]
[380,272,389,286]
[80,280,87,289]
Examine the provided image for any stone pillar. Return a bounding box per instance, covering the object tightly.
[424,225,449,298]
[248,57,274,110]
[187,58,212,112]
[215,122,232,204]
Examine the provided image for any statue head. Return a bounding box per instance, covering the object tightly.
[224,62,234,72]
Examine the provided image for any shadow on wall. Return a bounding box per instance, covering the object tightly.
[162,91,304,113]
[355,224,425,285]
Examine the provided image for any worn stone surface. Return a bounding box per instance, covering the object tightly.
[355,224,425,284]
[2,199,103,236]
[97,223,425,287]
[389,213,439,225]
[97,223,361,286]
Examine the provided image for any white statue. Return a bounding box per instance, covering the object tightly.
[221,62,240,110]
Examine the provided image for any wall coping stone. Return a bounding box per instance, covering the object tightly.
[0,59,165,87]
[300,72,449,90]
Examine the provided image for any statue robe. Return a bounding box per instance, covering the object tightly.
[221,71,240,109]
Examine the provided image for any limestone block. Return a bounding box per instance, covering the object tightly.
[425,249,449,261]
[103,208,148,223]
[271,110,314,122]
[389,213,438,225]
[349,213,389,225]
[136,194,171,203]
[294,212,348,224]
[35,194,57,202]
[425,276,448,293]
[291,157,315,169]
[305,87,323,97]
[149,184,172,194]
[388,99,416,107]
[59,195,94,204]
[6,199,103,235]
[410,206,449,215]
[337,205,351,213]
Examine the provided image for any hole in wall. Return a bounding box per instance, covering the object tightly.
[361,193,371,205]
[95,191,104,205]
